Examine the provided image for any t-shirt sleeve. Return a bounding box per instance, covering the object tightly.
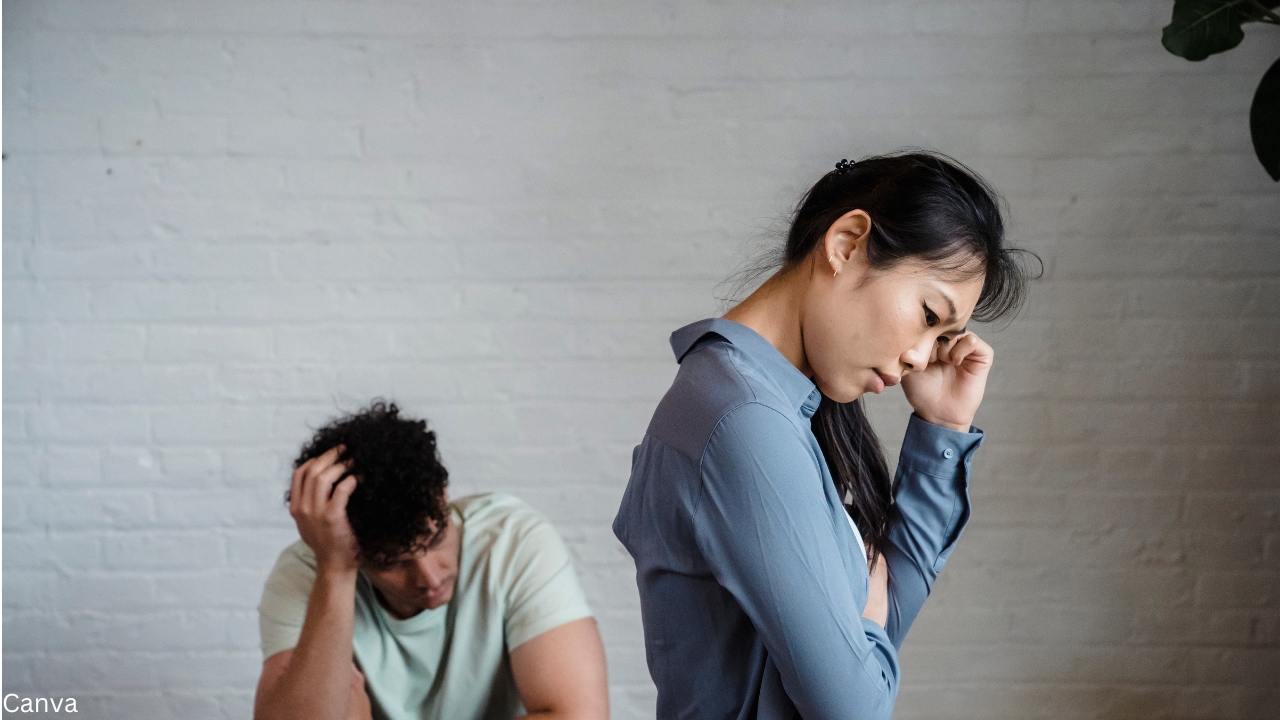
[257,541,318,660]
[499,508,594,650]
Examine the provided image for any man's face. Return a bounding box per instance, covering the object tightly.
[360,513,461,619]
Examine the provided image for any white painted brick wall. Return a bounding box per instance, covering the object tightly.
[4,1,1279,718]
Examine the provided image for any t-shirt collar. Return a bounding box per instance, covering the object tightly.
[669,317,823,419]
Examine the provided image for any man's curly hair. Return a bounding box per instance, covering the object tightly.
[291,400,449,566]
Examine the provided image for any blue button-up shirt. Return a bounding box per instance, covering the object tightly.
[613,318,984,720]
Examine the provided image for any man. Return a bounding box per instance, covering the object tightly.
[254,401,608,720]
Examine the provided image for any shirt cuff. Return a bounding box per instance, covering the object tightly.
[898,413,984,478]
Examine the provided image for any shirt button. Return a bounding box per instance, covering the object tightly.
[943,448,954,459]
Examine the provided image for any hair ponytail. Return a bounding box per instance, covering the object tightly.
[811,397,892,567]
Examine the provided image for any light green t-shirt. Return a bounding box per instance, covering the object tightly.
[257,492,594,720]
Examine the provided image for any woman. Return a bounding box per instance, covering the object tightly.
[612,151,1034,720]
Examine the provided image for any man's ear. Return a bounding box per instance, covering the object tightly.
[821,209,873,278]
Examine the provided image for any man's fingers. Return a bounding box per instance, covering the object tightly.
[330,473,359,511]
[300,460,338,515]
[290,446,350,518]
[288,463,306,517]
[291,455,327,514]
[322,445,346,470]
[302,445,344,485]
[307,461,349,514]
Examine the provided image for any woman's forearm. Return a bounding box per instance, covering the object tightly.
[883,414,984,647]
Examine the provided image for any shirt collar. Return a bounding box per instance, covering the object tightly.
[669,317,823,419]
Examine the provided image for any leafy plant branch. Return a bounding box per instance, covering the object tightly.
[1244,0,1280,23]
[1162,0,1279,180]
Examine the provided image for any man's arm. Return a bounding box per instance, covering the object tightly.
[254,447,368,720]
[255,645,373,720]
[509,617,609,720]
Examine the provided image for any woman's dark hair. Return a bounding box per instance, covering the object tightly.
[289,400,449,566]
[781,150,1039,567]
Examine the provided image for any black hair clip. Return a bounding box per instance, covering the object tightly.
[833,158,856,174]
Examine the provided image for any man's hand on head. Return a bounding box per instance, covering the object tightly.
[289,446,362,576]
[257,455,369,720]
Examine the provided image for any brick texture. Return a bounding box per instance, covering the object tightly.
[4,1,1279,718]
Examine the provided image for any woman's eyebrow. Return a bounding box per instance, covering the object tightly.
[941,292,958,323]
[939,291,967,333]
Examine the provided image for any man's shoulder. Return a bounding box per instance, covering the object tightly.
[257,538,318,641]
[453,492,567,568]
[453,490,531,517]
[277,537,316,567]
[454,492,553,539]
[279,537,314,560]
[263,538,318,591]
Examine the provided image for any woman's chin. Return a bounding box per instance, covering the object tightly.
[819,384,867,404]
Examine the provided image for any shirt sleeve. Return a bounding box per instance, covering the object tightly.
[883,413,985,648]
[693,402,899,720]
[257,541,318,660]
[500,508,595,650]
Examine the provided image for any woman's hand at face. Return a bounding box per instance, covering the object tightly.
[900,332,993,432]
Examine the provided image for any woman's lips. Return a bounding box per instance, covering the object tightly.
[872,370,900,394]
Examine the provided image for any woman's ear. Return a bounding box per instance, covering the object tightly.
[822,209,873,278]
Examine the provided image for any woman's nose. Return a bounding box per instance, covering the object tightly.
[901,340,931,372]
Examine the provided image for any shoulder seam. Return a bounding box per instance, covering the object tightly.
[693,400,799,518]
[722,342,760,405]
[688,341,764,464]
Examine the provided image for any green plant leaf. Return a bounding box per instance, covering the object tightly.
[1251,56,1280,181]
[1161,0,1250,60]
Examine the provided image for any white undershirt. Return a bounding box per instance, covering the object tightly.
[845,511,868,560]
